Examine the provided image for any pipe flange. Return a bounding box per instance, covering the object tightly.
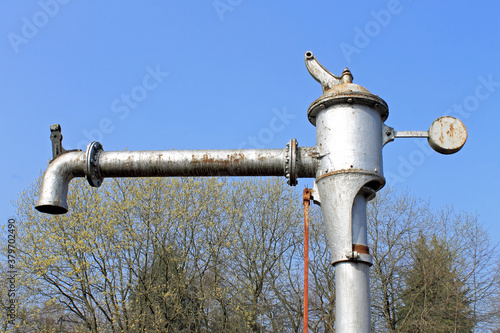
[285,138,298,186]
[86,141,103,187]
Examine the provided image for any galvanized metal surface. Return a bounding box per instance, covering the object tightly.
[35,151,86,214]
[35,146,318,214]
[312,73,385,266]
[335,262,372,333]
[315,103,386,181]
[98,148,317,177]
[315,173,381,266]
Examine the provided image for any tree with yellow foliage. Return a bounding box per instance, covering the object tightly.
[11,177,325,332]
[5,176,499,332]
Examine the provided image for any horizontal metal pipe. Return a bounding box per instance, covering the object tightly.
[35,147,318,215]
[100,149,285,177]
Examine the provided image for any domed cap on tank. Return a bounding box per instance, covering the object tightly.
[305,51,388,126]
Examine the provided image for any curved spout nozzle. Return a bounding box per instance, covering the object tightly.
[35,151,86,215]
[305,51,353,92]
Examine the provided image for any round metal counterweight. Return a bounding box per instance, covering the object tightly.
[428,116,467,154]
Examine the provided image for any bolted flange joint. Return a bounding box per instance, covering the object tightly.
[85,141,104,187]
[285,138,298,186]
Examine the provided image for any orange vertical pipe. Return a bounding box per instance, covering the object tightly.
[303,188,311,333]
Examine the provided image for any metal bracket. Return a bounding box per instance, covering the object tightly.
[50,124,68,160]
[50,124,81,160]
[310,181,321,206]
[382,125,395,147]
[394,130,429,138]
[285,138,298,186]
[384,117,467,154]
[85,141,104,187]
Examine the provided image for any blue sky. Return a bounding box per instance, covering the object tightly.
[1,1,499,246]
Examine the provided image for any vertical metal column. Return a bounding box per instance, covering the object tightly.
[305,51,467,332]
[305,51,387,332]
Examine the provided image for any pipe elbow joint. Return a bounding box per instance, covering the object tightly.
[35,151,86,215]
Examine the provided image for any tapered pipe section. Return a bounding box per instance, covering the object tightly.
[35,147,318,215]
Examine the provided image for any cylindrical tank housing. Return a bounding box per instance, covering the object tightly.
[315,103,385,181]
[308,80,389,185]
